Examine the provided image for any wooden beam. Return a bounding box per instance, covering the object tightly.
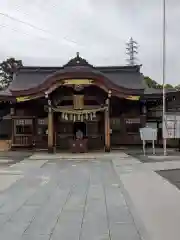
[53,95,104,105]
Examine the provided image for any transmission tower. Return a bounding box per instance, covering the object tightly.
[126,37,138,65]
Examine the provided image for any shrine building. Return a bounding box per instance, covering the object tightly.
[0,53,179,152]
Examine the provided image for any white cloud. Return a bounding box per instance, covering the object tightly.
[0,0,179,85]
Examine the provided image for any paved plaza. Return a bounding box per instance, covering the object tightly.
[0,151,180,239]
[158,169,180,190]
[0,153,141,240]
[0,151,32,168]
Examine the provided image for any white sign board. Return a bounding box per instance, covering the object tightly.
[146,122,157,129]
[163,115,180,139]
[140,127,157,141]
[140,127,157,155]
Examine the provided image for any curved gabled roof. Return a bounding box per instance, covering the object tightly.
[1,53,145,97]
[9,66,144,92]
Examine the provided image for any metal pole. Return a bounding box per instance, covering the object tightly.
[162,0,167,155]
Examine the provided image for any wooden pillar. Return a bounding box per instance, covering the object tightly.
[32,117,36,148]
[105,91,111,152]
[141,101,147,125]
[10,107,15,148]
[47,100,54,153]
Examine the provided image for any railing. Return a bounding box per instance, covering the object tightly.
[13,135,33,146]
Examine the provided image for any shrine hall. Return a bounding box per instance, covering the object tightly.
[0,53,179,153]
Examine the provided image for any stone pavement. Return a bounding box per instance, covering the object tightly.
[0,151,180,240]
[113,153,180,240]
[28,152,128,160]
[0,154,141,240]
[0,151,32,168]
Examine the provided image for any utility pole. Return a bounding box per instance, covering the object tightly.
[126,37,138,65]
[162,0,167,155]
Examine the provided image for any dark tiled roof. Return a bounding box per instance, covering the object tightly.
[100,71,144,90]
[10,70,52,91]
[144,87,177,95]
[8,64,144,92]
[143,87,179,100]
[144,87,178,97]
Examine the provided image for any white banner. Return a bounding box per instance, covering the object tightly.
[163,115,180,139]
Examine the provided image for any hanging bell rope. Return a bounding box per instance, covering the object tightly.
[81,114,84,122]
[90,113,93,121]
[70,114,73,121]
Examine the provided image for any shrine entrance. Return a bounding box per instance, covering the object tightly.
[73,122,86,138]
[45,82,111,153]
[54,109,106,152]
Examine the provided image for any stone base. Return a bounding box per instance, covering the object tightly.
[105,146,110,152]
[48,146,55,154]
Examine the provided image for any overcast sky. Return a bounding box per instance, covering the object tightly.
[0,0,179,85]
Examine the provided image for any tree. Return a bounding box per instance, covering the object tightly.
[175,84,180,90]
[144,76,175,89]
[126,37,138,66]
[144,76,162,88]
[164,84,174,89]
[0,57,22,89]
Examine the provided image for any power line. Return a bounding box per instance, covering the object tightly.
[0,12,82,47]
[0,23,81,53]
[0,23,87,65]
[0,12,52,34]
[0,23,39,37]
